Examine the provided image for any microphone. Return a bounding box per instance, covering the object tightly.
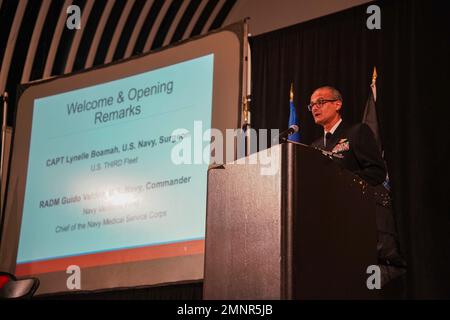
[275,124,299,143]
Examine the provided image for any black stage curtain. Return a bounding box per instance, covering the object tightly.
[251,0,450,299]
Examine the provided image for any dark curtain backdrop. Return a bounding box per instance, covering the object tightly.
[251,0,450,299]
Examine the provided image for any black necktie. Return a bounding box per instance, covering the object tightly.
[325,132,332,147]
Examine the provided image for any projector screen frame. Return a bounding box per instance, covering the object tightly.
[0,21,248,295]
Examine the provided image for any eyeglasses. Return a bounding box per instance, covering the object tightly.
[307,99,338,111]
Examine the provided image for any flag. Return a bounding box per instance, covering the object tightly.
[362,67,382,151]
[362,67,390,190]
[288,83,300,143]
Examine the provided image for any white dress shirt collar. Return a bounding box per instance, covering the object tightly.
[323,118,342,147]
[325,118,343,135]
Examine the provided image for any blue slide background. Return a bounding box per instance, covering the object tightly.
[17,54,214,263]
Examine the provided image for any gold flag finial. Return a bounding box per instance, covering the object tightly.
[290,83,294,102]
[371,66,377,101]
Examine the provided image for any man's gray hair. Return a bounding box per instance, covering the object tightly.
[315,86,343,102]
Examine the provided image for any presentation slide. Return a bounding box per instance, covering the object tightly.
[16,54,213,274]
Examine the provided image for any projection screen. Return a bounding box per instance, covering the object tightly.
[0,23,245,295]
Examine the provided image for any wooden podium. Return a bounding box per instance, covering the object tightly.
[203,142,378,299]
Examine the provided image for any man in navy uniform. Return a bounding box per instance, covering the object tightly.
[309,86,406,287]
[309,86,386,186]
